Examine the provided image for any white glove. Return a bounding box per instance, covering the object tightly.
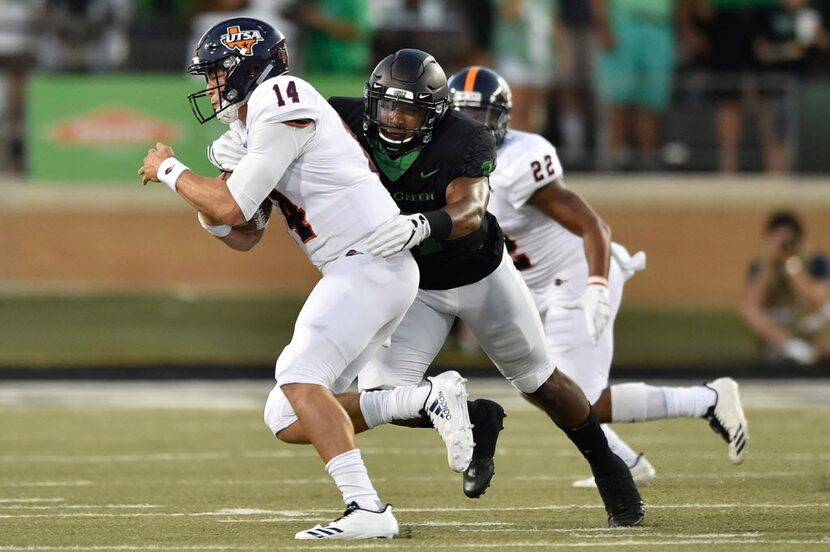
[208,129,247,172]
[367,213,431,257]
[563,284,611,345]
[781,338,817,365]
[610,242,646,282]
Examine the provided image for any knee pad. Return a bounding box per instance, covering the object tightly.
[610,382,648,423]
[263,384,298,436]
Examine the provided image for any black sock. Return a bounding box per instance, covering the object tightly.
[415,406,434,428]
[564,408,617,477]
[469,399,504,460]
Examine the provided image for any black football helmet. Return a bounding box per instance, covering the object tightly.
[363,49,449,155]
[187,17,288,124]
[448,66,512,146]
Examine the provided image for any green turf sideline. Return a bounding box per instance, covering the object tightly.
[1,291,820,376]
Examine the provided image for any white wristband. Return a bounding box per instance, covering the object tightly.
[157,157,190,192]
[587,275,609,287]
[197,212,232,238]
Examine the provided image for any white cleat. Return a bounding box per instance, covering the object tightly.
[294,502,399,540]
[572,453,656,489]
[704,377,750,464]
[424,370,475,472]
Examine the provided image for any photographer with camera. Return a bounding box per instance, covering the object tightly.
[741,210,830,365]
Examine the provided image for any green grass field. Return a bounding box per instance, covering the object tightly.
[1,380,828,550]
[0,292,760,369]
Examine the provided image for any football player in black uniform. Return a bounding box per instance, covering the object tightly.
[207,48,644,527]
[329,49,643,527]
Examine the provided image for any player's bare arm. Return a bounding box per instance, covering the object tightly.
[140,142,247,226]
[528,177,611,278]
[444,176,490,239]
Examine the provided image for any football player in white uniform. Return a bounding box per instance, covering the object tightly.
[139,18,477,541]
[449,66,750,487]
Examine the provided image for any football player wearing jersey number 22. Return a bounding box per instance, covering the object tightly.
[139,18,479,541]
[449,66,749,488]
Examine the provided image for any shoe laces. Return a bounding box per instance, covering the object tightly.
[330,501,360,524]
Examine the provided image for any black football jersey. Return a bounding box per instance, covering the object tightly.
[329,96,504,290]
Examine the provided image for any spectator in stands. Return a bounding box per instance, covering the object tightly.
[0,0,33,173]
[33,0,132,73]
[681,0,781,173]
[287,0,372,75]
[492,0,555,133]
[129,1,194,71]
[593,0,677,171]
[552,0,594,164]
[459,0,494,65]
[753,0,830,173]
[741,210,830,366]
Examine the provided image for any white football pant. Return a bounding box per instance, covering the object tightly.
[359,249,555,394]
[264,251,419,435]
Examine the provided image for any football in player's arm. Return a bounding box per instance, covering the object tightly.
[139,18,481,541]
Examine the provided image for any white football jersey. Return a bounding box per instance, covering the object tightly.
[487,129,583,290]
[227,75,398,270]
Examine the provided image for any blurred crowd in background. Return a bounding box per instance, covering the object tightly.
[1,0,829,175]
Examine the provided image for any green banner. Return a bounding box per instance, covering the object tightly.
[27,73,366,183]
[28,74,224,182]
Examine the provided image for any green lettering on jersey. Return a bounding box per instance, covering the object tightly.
[392,191,436,203]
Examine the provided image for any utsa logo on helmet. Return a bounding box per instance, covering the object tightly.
[220,25,263,56]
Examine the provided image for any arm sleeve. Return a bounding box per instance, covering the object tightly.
[455,125,497,179]
[225,122,315,221]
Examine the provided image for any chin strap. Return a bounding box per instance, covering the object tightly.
[217,102,242,124]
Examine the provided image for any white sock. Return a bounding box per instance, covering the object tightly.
[661,385,717,418]
[601,424,640,467]
[325,449,383,512]
[612,383,716,422]
[359,385,430,429]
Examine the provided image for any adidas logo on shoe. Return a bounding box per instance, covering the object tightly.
[424,371,474,472]
[428,392,451,420]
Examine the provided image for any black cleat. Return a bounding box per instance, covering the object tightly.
[463,399,506,498]
[595,453,645,527]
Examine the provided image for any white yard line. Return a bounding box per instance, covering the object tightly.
[0,379,829,410]
[0,481,91,488]
[1,448,828,465]
[2,538,830,551]
[0,502,827,519]
[0,498,64,503]
[0,504,159,511]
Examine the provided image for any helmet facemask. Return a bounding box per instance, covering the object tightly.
[187,55,247,124]
[452,95,510,146]
[364,85,447,155]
